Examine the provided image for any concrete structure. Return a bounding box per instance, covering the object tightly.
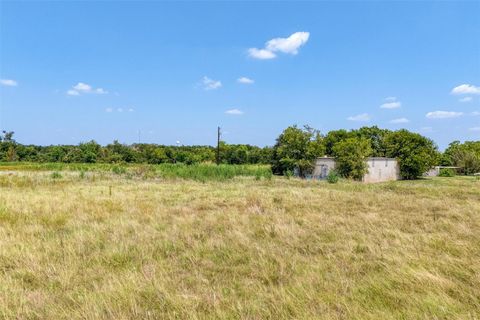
[424,166,460,177]
[312,157,337,179]
[313,157,400,183]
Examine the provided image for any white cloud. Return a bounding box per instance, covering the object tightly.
[459,96,473,103]
[67,82,108,96]
[225,108,244,115]
[380,101,401,109]
[237,77,254,84]
[73,82,92,92]
[390,117,409,124]
[380,96,401,109]
[426,111,463,119]
[0,79,18,86]
[67,89,80,96]
[248,48,276,60]
[95,88,107,94]
[106,107,132,113]
[201,76,222,90]
[265,32,310,55]
[469,127,480,132]
[451,84,480,95]
[248,31,310,59]
[347,113,371,122]
[472,111,480,116]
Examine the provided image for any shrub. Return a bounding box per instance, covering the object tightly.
[284,170,293,179]
[333,137,371,181]
[271,125,325,176]
[385,130,438,180]
[439,168,455,177]
[326,170,339,184]
[111,165,127,175]
[51,172,62,179]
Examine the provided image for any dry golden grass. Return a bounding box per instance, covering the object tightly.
[0,171,479,319]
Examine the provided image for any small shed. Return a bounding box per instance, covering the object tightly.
[424,166,460,177]
[312,157,400,183]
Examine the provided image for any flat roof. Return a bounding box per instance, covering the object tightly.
[317,157,396,160]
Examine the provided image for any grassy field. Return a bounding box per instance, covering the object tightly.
[0,162,272,182]
[0,167,479,319]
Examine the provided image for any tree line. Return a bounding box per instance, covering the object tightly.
[0,131,272,165]
[1,127,479,179]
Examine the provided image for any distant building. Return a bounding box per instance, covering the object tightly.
[424,166,460,177]
[313,157,400,183]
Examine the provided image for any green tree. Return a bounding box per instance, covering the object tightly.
[443,141,480,175]
[385,130,438,179]
[271,125,326,176]
[354,126,391,157]
[324,129,352,156]
[333,137,372,180]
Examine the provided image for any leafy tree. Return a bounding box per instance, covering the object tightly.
[385,130,438,179]
[354,126,391,157]
[271,125,325,176]
[324,129,352,156]
[333,137,372,180]
[443,141,480,175]
[79,141,101,163]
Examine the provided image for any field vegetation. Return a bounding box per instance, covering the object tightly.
[0,167,479,319]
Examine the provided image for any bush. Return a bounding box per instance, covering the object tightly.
[385,130,438,180]
[333,137,371,181]
[326,170,339,184]
[271,125,325,176]
[111,165,127,175]
[51,172,62,179]
[439,168,455,177]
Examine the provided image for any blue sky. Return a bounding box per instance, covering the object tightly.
[0,1,479,149]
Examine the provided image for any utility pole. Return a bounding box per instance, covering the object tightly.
[216,126,221,165]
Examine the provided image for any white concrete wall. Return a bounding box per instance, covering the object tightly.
[312,158,336,179]
[363,158,400,183]
[313,157,401,182]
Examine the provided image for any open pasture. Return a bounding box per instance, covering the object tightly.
[0,167,479,319]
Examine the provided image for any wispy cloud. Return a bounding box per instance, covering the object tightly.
[248,48,276,60]
[469,127,480,132]
[380,97,401,109]
[459,96,473,103]
[105,107,134,113]
[237,77,254,84]
[0,79,18,86]
[347,113,371,122]
[451,84,480,95]
[381,102,401,109]
[67,89,80,96]
[426,111,463,119]
[248,32,310,59]
[389,117,409,124]
[225,108,244,115]
[68,82,108,96]
[201,76,222,90]
[472,111,480,116]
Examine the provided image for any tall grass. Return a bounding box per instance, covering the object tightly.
[0,175,478,319]
[0,162,272,181]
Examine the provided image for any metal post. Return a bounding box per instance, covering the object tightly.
[216,126,221,165]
